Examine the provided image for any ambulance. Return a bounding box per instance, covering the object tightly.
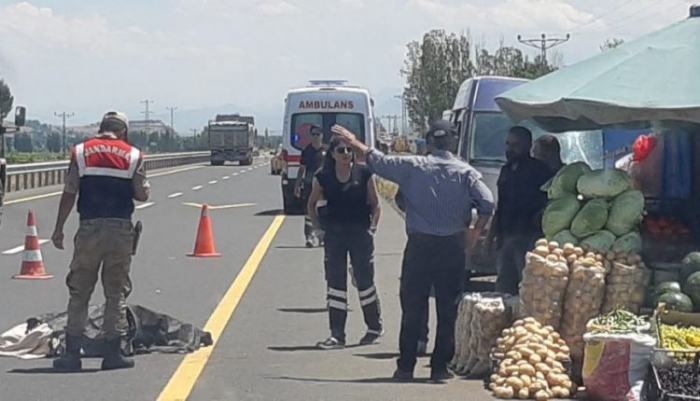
[280,80,376,214]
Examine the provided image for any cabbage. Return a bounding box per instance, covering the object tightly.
[612,231,643,254]
[545,162,592,200]
[570,199,610,238]
[606,190,645,236]
[542,195,581,238]
[577,169,632,199]
[580,230,616,252]
[552,230,578,246]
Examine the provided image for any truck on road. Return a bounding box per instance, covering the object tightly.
[1,106,27,227]
[208,114,257,166]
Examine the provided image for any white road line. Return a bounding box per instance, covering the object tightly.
[233,173,239,176]
[240,171,246,174]
[209,180,218,185]
[247,168,253,172]
[168,192,183,199]
[222,176,230,180]
[149,165,206,177]
[192,186,203,191]
[2,239,50,255]
[136,202,155,210]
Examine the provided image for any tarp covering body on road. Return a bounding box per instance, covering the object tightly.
[0,303,212,359]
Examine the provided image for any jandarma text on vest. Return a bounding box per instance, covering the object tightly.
[83,144,134,161]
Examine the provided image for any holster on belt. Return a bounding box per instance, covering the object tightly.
[132,221,143,255]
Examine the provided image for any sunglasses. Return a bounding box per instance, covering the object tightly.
[335,146,352,154]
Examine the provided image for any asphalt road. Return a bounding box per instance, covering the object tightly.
[0,157,494,401]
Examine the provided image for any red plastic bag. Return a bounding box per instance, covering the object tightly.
[632,134,657,162]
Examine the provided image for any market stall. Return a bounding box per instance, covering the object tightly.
[448,5,700,400]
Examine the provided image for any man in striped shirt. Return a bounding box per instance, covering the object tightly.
[332,120,495,382]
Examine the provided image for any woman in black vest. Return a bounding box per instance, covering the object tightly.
[307,139,383,349]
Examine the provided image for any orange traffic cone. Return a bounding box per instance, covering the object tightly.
[13,210,53,280]
[187,204,222,257]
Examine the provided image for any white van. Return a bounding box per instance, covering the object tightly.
[280,80,376,214]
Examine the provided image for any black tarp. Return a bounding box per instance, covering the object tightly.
[26,303,213,358]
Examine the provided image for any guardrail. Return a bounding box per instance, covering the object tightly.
[4,152,211,193]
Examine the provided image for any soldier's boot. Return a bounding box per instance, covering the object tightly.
[53,335,83,372]
[101,338,135,371]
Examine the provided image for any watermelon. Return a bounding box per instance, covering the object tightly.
[682,271,700,311]
[656,291,694,313]
[681,252,700,283]
[654,281,682,299]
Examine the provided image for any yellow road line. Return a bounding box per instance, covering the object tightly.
[157,215,285,401]
[4,165,206,205]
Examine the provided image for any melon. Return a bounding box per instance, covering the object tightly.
[682,271,700,311]
[656,291,694,313]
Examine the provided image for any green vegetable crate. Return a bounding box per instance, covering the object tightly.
[642,349,700,401]
[644,307,700,400]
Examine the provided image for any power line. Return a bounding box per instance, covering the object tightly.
[517,33,571,64]
[569,0,638,33]
[54,111,74,157]
[140,99,154,134]
[166,106,178,136]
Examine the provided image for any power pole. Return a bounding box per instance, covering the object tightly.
[166,106,177,136]
[54,111,74,157]
[140,99,154,134]
[517,33,570,65]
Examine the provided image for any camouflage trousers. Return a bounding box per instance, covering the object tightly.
[65,218,134,340]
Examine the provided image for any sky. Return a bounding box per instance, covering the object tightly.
[0,0,696,133]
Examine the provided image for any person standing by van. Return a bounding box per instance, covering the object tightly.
[307,138,383,350]
[294,125,325,247]
[532,135,564,173]
[491,126,555,295]
[332,121,495,382]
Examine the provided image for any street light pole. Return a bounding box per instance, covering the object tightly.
[394,94,405,136]
[54,111,74,157]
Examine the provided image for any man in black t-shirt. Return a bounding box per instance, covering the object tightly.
[294,125,325,247]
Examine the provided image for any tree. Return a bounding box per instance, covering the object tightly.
[0,78,13,120]
[600,38,625,52]
[47,133,62,153]
[401,29,475,131]
[14,133,33,152]
[401,31,560,132]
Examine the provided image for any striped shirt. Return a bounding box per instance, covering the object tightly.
[366,149,495,236]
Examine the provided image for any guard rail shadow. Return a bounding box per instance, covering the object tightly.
[4,152,210,194]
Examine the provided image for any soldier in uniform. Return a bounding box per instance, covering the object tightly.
[50,111,150,371]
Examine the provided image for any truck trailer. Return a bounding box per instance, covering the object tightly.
[208,114,256,166]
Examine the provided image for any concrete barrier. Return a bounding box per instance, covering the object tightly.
[5,152,210,193]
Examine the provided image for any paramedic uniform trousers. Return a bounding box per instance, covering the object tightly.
[324,225,382,342]
[397,232,465,373]
[66,219,134,340]
[302,184,314,240]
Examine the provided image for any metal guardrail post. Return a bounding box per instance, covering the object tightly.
[5,151,210,194]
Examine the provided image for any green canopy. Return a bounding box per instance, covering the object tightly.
[495,5,700,133]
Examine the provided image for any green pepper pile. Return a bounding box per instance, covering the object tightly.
[587,309,648,334]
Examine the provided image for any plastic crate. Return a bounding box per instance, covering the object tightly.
[642,350,700,401]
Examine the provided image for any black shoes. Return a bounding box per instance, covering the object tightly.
[101,338,135,371]
[392,369,414,381]
[359,329,384,345]
[53,335,83,372]
[430,368,455,382]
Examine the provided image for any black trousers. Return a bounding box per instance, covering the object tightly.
[397,232,465,373]
[302,184,314,240]
[324,224,382,343]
